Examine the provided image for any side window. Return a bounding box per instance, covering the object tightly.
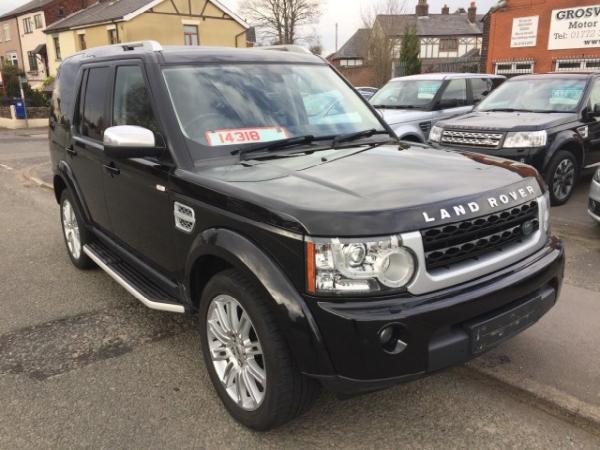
[113,65,158,132]
[588,79,600,112]
[81,67,110,141]
[440,79,467,107]
[471,78,493,103]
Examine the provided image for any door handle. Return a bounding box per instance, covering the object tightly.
[66,145,77,156]
[103,163,120,176]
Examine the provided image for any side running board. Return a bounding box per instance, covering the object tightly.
[83,243,185,313]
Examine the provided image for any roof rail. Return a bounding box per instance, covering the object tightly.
[80,40,163,58]
[260,45,312,55]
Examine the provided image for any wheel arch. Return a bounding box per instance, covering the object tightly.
[544,132,585,173]
[185,228,334,376]
[54,161,92,223]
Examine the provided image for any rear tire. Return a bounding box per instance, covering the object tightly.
[199,269,320,430]
[544,150,578,206]
[59,189,95,270]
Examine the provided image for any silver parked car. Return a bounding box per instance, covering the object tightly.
[370,73,505,142]
[589,168,600,224]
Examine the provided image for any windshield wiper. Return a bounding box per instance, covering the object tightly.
[331,129,390,149]
[482,108,533,113]
[231,135,315,160]
[371,104,419,110]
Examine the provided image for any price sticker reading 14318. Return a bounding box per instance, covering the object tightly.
[205,127,289,147]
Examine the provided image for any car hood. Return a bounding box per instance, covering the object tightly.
[376,108,434,125]
[437,111,575,132]
[177,144,542,236]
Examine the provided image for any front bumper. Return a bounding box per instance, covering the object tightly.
[430,142,547,171]
[305,238,564,395]
[588,178,600,223]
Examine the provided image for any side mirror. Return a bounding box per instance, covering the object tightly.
[103,125,162,159]
[594,103,600,116]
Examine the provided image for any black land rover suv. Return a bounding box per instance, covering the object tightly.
[429,73,600,205]
[50,41,564,430]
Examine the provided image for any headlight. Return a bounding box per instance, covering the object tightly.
[541,191,551,235]
[594,169,600,183]
[429,125,443,142]
[306,236,416,295]
[503,131,547,148]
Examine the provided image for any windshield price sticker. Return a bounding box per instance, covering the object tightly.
[550,88,583,101]
[206,127,289,146]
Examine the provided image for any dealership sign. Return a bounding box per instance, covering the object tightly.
[511,16,539,47]
[548,4,600,50]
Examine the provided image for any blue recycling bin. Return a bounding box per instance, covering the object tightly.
[13,100,26,119]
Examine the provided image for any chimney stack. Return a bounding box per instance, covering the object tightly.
[468,2,477,23]
[442,4,449,15]
[416,0,429,17]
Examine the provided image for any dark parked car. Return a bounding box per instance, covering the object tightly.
[50,41,563,430]
[430,73,600,205]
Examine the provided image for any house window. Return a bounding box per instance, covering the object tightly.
[23,17,33,34]
[183,25,199,46]
[555,58,600,73]
[108,28,118,45]
[4,23,11,41]
[53,36,62,60]
[339,58,363,67]
[27,51,38,72]
[495,61,534,77]
[7,52,18,67]
[439,38,458,52]
[58,6,64,17]
[34,14,43,29]
[78,33,86,50]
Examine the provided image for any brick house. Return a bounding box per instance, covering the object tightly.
[483,0,600,76]
[331,0,484,86]
[0,0,93,87]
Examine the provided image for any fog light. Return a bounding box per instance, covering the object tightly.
[378,324,408,354]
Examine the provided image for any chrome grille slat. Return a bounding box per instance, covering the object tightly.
[441,130,504,148]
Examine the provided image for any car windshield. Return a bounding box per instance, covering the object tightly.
[369,79,443,108]
[161,63,386,159]
[477,78,587,113]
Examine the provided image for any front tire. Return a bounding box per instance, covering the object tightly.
[545,150,578,206]
[199,269,320,430]
[60,190,95,270]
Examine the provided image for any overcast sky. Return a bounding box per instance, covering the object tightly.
[1,0,498,54]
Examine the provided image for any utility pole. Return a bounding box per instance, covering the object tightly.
[335,23,338,52]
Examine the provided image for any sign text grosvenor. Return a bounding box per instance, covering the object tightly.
[548,4,600,50]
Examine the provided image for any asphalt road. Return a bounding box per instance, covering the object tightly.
[1,130,599,449]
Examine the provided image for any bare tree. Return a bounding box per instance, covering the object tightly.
[361,0,406,87]
[243,0,320,45]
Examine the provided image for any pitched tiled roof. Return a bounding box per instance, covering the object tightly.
[334,28,370,59]
[376,13,484,37]
[0,0,55,19]
[45,0,152,32]
[45,0,248,32]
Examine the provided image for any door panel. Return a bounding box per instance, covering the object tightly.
[103,63,177,274]
[585,79,600,165]
[70,67,112,231]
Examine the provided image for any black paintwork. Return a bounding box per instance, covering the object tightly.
[432,73,600,173]
[49,45,564,391]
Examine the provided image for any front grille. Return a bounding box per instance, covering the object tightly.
[441,130,504,148]
[590,199,600,215]
[421,201,539,270]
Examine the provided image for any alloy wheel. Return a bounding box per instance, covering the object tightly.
[552,158,575,202]
[206,295,266,411]
[62,199,81,260]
